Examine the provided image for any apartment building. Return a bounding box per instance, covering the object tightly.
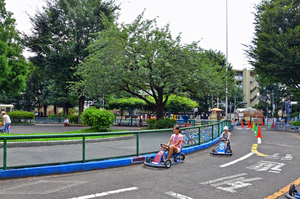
[234,68,259,107]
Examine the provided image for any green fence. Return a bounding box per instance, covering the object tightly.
[0,120,231,170]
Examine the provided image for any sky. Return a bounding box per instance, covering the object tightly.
[5,0,262,70]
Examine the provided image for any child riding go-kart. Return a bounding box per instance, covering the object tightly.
[210,138,232,156]
[210,126,232,156]
[144,143,185,169]
[285,184,300,199]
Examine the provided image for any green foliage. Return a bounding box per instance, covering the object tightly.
[108,97,148,110]
[165,95,199,112]
[290,112,299,118]
[0,0,28,95]
[25,0,119,117]
[80,13,233,120]
[154,118,177,129]
[81,107,115,130]
[68,115,79,123]
[146,119,156,129]
[146,118,176,129]
[291,121,300,126]
[246,0,300,97]
[8,111,35,123]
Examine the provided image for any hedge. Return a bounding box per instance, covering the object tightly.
[7,111,35,123]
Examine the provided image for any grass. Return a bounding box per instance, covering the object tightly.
[0,128,131,142]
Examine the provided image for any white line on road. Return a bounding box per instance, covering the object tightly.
[200,173,248,185]
[69,187,139,199]
[219,152,254,168]
[165,191,194,199]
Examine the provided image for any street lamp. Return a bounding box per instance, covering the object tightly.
[225,0,228,119]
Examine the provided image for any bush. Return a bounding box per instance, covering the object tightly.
[8,111,35,123]
[81,107,115,131]
[291,121,300,126]
[154,118,177,129]
[68,115,78,123]
[146,119,156,129]
[48,114,59,118]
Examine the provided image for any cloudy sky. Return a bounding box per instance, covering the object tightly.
[6,0,261,70]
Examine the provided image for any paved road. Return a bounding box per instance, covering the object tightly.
[8,124,141,134]
[0,127,299,199]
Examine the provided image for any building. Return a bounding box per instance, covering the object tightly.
[234,68,259,107]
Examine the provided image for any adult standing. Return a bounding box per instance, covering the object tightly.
[1,111,11,134]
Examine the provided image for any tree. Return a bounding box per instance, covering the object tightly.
[246,0,300,97]
[79,13,233,120]
[0,0,28,95]
[25,0,119,121]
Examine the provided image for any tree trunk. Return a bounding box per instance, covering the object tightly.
[78,96,85,124]
[43,105,47,117]
[156,90,164,120]
[54,105,57,114]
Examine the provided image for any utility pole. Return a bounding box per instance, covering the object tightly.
[225,0,228,120]
[272,90,274,123]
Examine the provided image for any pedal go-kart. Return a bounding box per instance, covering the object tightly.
[210,138,232,156]
[285,184,300,199]
[144,144,185,169]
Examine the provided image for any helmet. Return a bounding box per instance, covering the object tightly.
[224,126,229,130]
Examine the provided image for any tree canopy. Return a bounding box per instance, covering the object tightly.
[0,0,28,95]
[79,13,233,120]
[246,0,300,97]
[25,0,119,118]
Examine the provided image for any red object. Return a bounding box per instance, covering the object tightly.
[251,123,253,129]
[9,125,10,129]
[241,122,244,128]
[256,126,263,138]
[261,122,264,127]
[185,123,189,127]
[247,122,250,128]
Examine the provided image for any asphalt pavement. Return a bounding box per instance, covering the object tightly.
[0,127,299,198]
[8,124,141,134]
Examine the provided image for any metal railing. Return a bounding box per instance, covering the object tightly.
[0,120,231,170]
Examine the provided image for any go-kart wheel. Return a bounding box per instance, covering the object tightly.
[165,160,172,169]
[212,149,215,153]
[289,184,296,196]
[147,156,154,163]
[180,154,185,160]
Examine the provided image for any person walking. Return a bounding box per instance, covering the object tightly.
[1,111,11,134]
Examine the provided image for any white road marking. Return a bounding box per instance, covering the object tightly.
[165,191,193,199]
[281,154,293,160]
[200,173,247,185]
[266,153,280,159]
[200,173,261,193]
[219,152,254,168]
[69,187,138,199]
[247,160,285,174]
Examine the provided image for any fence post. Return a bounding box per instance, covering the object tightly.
[198,127,201,144]
[211,124,214,141]
[3,138,7,170]
[82,135,86,163]
[136,132,139,157]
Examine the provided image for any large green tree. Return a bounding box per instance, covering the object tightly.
[246,0,300,97]
[0,0,28,95]
[79,13,233,120]
[25,0,119,120]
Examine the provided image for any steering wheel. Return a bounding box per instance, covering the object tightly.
[160,144,169,149]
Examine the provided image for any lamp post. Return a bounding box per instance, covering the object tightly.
[225,0,228,120]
